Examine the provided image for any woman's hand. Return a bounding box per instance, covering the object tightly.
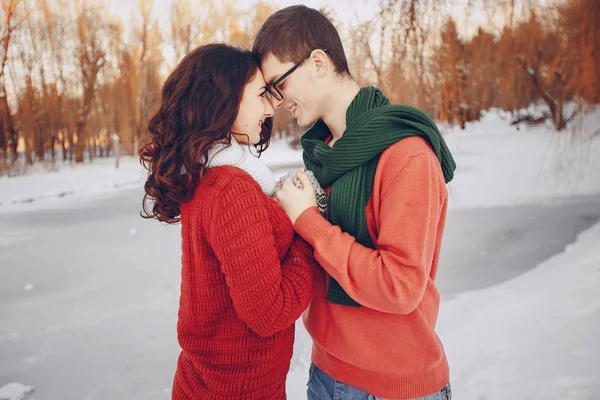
[275,170,317,225]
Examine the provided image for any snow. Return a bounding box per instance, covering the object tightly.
[0,156,146,210]
[442,105,600,209]
[436,219,600,400]
[3,107,599,213]
[0,140,304,212]
[1,107,600,399]
[0,382,34,400]
[284,217,600,399]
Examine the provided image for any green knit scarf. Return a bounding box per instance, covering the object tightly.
[302,86,456,307]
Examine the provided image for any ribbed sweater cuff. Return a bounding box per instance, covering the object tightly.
[293,207,330,246]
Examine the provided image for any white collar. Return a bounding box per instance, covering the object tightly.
[206,139,276,197]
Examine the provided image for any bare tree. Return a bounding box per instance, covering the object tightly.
[169,0,215,64]
[347,0,446,109]
[0,0,27,168]
[435,18,470,128]
[23,6,51,163]
[0,0,595,173]
[515,10,576,130]
[41,0,70,163]
[73,1,107,162]
[558,0,600,105]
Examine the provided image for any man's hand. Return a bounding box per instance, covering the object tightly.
[275,170,317,224]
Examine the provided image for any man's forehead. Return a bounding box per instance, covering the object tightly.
[261,53,293,84]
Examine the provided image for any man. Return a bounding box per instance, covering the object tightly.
[253,5,455,400]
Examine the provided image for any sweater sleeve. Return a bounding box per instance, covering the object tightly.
[293,153,444,314]
[207,175,320,337]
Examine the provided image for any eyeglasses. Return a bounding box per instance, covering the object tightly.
[263,49,328,102]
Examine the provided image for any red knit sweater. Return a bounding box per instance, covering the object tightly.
[172,165,320,400]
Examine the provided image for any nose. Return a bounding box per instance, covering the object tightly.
[263,96,275,118]
[270,96,284,109]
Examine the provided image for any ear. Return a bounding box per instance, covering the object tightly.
[310,49,329,78]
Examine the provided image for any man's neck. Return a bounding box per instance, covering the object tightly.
[321,79,360,145]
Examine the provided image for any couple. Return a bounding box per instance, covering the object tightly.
[140,5,456,400]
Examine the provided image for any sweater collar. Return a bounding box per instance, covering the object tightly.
[207,138,276,197]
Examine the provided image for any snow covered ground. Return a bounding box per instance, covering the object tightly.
[0,156,146,210]
[0,140,302,212]
[436,216,600,399]
[3,108,600,212]
[1,108,600,399]
[442,106,600,209]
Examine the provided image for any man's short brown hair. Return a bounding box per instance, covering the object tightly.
[252,5,351,77]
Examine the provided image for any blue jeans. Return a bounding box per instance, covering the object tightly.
[307,363,452,400]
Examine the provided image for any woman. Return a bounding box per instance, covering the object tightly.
[139,44,320,399]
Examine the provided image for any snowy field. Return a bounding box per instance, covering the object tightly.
[1,108,599,400]
[2,108,600,213]
[0,140,302,212]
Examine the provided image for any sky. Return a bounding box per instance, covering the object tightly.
[2,0,499,108]
[106,0,381,67]
[105,0,496,69]
[106,0,380,28]
[108,0,376,64]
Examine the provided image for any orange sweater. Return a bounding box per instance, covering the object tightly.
[294,136,450,399]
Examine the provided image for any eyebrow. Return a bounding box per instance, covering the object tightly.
[266,70,287,85]
[265,75,278,85]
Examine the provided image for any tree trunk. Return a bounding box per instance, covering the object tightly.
[24,139,33,166]
[89,136,95,163]
[75,119,86,163]
[459,108,466,130]
[61,131,67,162]
[517,57,567,131]
[68,131,75,162]
[49,133,57,164]
[113,136,120,169]
[553,101,566,131]
[0,93,17,163]
[0,113,6,154]
[35,127,44,161]
[133,135,139,157]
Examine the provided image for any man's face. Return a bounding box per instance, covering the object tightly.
[260,53,322,127]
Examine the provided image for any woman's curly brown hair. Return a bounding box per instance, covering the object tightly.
[139,44,273,224]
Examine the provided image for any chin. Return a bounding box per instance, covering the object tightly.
[296,117,317,128]
[296,109,319,127]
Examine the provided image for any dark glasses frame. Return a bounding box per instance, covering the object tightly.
[263,49,328,102]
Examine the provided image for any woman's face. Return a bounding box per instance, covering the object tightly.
[232,70,275,145]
